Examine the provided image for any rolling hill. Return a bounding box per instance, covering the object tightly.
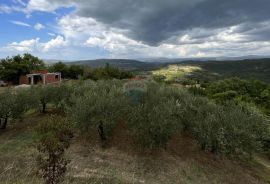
[69,58,270,83]
[68,59,161,71]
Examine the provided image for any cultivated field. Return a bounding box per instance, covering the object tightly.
[1,111,270,184]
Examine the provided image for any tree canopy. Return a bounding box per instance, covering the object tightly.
[0,54,45,84]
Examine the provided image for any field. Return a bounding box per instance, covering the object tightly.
[1,111,270,184]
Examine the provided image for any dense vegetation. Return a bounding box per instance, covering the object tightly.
[152,59,270,84]
[1,54,270,183]
[0,54,133,84]
[205,78,270,115]
[36,116,73,184]
[1,80,269,160]
[0,54,45,84]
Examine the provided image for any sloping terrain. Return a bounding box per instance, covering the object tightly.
[0,113,269,184]
[69,59,161,71]
[152,59,270,83]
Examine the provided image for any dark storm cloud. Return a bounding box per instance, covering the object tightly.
[74,0,270,45]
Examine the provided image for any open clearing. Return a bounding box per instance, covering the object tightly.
[0,112,269,184]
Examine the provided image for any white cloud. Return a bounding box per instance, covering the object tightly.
[42,36,68,52]
[2,1,270,59]
[48,33,56,36]
[5,36,68,53]
[7,38,40,52]
[54,14,270,59]
[10,20,31,27]
[34,23,45,30]
[27,0,73,12]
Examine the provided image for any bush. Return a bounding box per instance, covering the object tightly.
[36,116,72,184]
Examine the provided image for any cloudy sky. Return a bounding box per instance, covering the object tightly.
[1,0,270,60]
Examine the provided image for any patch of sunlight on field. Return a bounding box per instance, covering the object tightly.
[152,65,202,81]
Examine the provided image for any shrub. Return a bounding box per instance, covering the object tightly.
[36,116,73,184]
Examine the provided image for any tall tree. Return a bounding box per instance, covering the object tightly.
[0,54,45,84]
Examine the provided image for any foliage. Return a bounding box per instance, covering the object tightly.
[32,84,73,113]
[0,90,15,129]
[36,116,72,184]
[50,84,73,112]
[70,80,131,144]
[33,85,56,113]
[49,62,83,79]
[83,63,133,80]
[128,83,184,148]
[0,88,36,129]
[187,101,269,159]
[12,88,39,119]
[206,78,270,115]
[0,54,45,84]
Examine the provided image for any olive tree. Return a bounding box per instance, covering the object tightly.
[189,102,269,159]
[34,85,56,113]
[0,90,15,129]
[50,84,73,112]
[70,80,130,145]
[0,88,36,129]
[127,82,184,149]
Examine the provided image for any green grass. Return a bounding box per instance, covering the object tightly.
[152,65,202,82]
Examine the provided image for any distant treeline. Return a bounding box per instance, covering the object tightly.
[0,54,133,84]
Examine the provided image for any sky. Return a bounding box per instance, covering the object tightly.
[0,0,270,60]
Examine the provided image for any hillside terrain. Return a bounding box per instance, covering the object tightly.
[151,59,270,83]
[70,58,270,83]
[1,54,270,184]
[69,59,161,71]
[1,112,269,184]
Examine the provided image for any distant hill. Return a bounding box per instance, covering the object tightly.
[154,59,270,83]
[68,59,162,71]
[68,58,270,83]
